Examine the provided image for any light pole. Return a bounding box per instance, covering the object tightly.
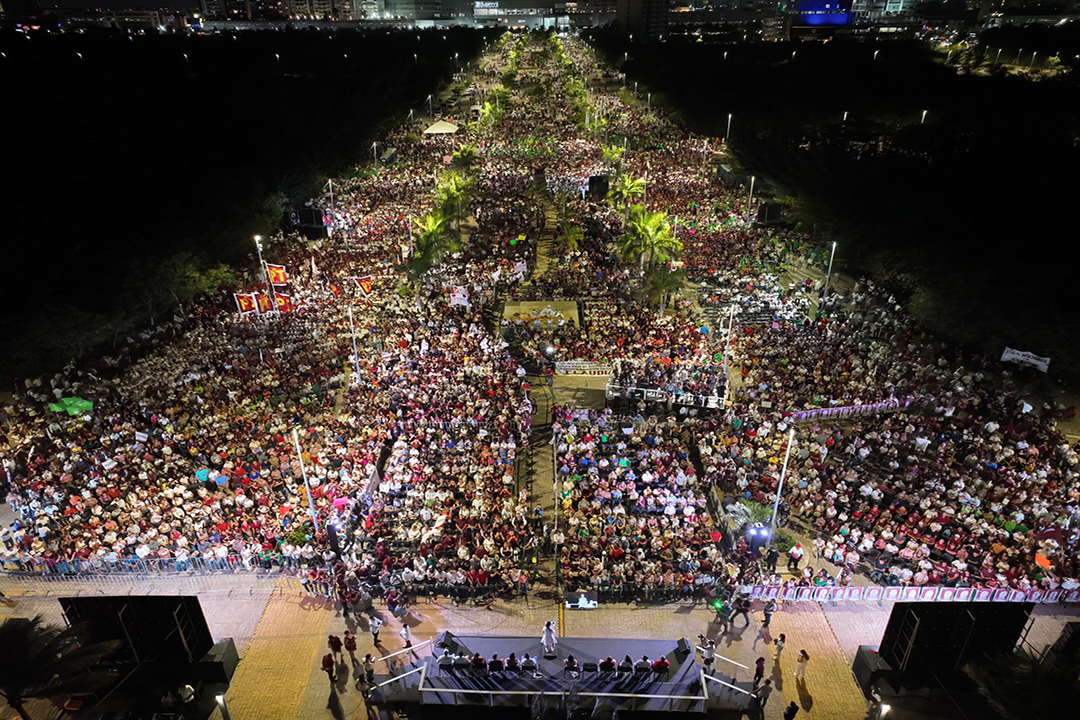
[842,110,848,123]
[791,51,796,60]
[921,109,928,124]
[414,53,417,64]
[292,429,320,533]
[1031,51,1037,68]
[769,428,796,531]
[255,235,279,313]
[874,49,880,61]
[747,175,755,223]
[215,694,233,720]
[427,94,433,116]
[647,92,651,108]
[1018,48,1023,65]
[822,240,836,301]
[726,113,732,141]
[996,47,1002,64]
[347,306,361,382]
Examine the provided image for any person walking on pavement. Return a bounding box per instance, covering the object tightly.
[773,633,786,663]
[732,596,752,627]
[322,653,336,684]
[328,633,343,659]
[794,649,810,680]
[344,631,358,664]
[766,546,779,573]
[698,636,716,671]
[762,599,777,627]
[751,678,773,709]
[369,615,385,646]
[753,657,766,687]
[362,653,376,684]
[783,701,800,719]
[714,599,733,635]
[787,543,804,572]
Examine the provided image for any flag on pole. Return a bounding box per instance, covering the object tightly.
[491,268,502,282]
[310,257,318,276]
[266,264,288,286]
[275,294,293,313]
[255,294,273,314]
[513,260,528,276]
[329,283,341,298]
[355,277,374,296]
[234,294,257,314]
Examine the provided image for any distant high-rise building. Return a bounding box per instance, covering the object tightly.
[616,0,668,37]
[850,0,915,20]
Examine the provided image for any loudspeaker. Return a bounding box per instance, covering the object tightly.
[436,631,469,656]
[675,637,693,658]
[200,638,240,684]
[588,175,609,199]
[59,596,214,666]
[878,602,1031,673]
[851,645,891,696]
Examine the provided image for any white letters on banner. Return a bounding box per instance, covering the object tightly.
[742,584,1077,605]
[1001,347,1050,373]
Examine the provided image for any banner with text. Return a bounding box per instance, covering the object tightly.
[790,397,928,424]
[1001,347,1050,373]
[740,584,1078,605]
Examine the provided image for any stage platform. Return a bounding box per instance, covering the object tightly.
[373,634,753,714]
[503,300,580,328]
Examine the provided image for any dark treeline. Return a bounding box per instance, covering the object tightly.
[590,28,1080,379]
[0,27,496,377]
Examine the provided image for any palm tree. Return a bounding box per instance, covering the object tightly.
[638,265,686,318]
[413,212,449,256]
[607,174,645,221]
[559,226,583,254]
[723,501,774,536]
[435,172,476,230]
[601,144,625,176]
[401,248,436,311]
[965,649,1080,720]
[451,144,480,175]
[0,616,120,720]
[618,205,681,271]
[554,189,577,234]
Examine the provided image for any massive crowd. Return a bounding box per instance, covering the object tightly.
[2,34,1078,601]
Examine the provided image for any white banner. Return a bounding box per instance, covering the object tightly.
[1001,347,1050,373]
[555,361,612,376]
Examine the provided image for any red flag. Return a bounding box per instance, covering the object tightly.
[255,294,273,314]
[234,294,257,314]
[355,277,374,296]
[266,264,288,286]
[275,294,293,313]
[329,283,340,298]
[1035,553,1051,569]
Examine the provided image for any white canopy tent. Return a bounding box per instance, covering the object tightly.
[423,120,460,135]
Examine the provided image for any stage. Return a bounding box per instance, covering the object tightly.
[372,634,754,714]
[503,300,581,328]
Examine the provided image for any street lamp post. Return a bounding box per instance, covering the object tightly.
[215,694,233,720]
[726,113,732,141]
[747,175,755,223]
[647,92,651,108]
[292,429,321,533]
[770,428,796,531]
[1031,51,1037,67]
[347,306,362,382]
[874,49,880,61]
[921,109,928,124]
[842,110,848,123]
[996,47,1003,64]
[822,240,836,301]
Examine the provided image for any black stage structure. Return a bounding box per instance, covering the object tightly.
[368,634,755,715]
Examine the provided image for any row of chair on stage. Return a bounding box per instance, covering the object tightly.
[437,651,671,680]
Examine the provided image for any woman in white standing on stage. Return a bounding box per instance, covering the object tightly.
[542,621,558,655]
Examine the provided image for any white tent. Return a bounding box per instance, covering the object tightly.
[423,120,460,135]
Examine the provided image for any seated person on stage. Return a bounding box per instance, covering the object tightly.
[471,653,487,672]
[619,655,634,673]
[522,653,538,672]
[652,656,671,673]
[489,654,505,673]
[599,657,617,672]
[438,649,455,669]
[506,653,520,671]
[634,655,652,672]
[564,654,580,672]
